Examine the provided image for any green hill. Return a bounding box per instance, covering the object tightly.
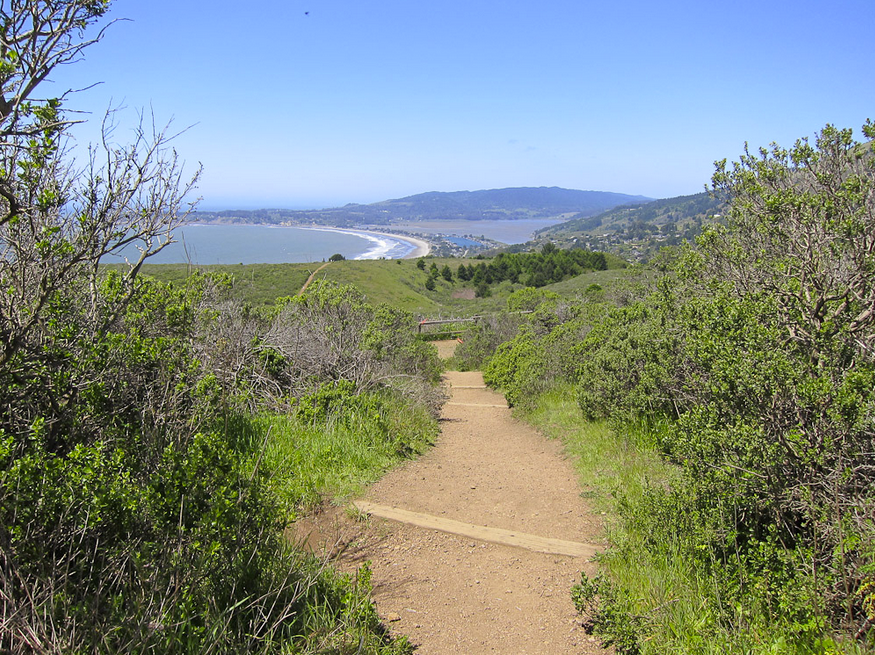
[192,187,652,227]
[135,248,635,318]
[539,191,721,237]
[497,192,724,262]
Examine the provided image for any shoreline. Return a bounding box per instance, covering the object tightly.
[355,229,431,259]
[294,225,431,259]
[184,222,432,261]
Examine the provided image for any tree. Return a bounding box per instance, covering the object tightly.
[704,121,875,361]
[440,264,453,282]
[0,2,207,648]
[328,252,345,261]
[0,0,200,370]
[0,4,440,652]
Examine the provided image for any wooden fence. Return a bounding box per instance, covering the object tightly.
[416,317,481,335]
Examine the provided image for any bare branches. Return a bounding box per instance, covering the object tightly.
[0,0,201,371]
[0,1,113,127]
[0,109,200,367]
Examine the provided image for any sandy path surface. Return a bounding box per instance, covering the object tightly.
[298,261,331,294]
[296,343,607,654]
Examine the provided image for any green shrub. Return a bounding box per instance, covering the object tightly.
[0,273,428,652]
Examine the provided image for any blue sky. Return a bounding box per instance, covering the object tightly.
[54,0,874,210]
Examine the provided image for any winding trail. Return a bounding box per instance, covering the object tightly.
[298,261,330,295]
[296,343,607,654]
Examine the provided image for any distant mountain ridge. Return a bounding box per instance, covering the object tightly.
[193,187,652,227]
[370,187,652,220]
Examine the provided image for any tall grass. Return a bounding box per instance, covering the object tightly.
[522,382,675,526]
[250,394,438,513]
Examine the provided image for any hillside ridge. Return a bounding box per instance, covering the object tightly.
[497,191,724,262]
[193,186,653,227]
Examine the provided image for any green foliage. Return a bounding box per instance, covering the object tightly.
[482,298,607,408]
[0,4,440,651]
[462,247,608,294]
[572,573,642,654]
[483,327,539,405]
[506,286,560,312]
[453,313,526,371]
[1,271,436,652]
[255,390,438,510]
[477,120,875,654]
[573,295,688,421]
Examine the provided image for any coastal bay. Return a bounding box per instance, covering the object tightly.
[104,224,431,266]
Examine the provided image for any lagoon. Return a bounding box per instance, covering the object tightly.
[386,218,566,244]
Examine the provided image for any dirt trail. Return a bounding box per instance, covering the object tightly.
[297,341,607,654]
[298,261,330,294]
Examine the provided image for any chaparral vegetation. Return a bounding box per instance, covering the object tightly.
[464,121,875,653]
[0,2,440,652]
[2,2,874,654]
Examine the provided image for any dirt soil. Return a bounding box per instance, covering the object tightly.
[294,341,608,654]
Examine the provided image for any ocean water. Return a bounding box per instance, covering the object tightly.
[104,225,416,265]
[103,218,566,266]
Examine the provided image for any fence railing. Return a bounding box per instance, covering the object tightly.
[416,317,481,335]
[416,310,533,335]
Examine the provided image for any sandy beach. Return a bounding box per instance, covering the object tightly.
[309,227,431,259]
[369,230,431,258]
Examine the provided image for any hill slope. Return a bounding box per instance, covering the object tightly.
[193,187,652,227]
[538,191,721,237]
[370,187,651,221]
[507,192,724,261]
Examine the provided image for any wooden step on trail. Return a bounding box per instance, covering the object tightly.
[445,402,509,409]
[353,501,599,559]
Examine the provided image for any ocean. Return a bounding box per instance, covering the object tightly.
[103,218,565,266]
[104,225,417,265]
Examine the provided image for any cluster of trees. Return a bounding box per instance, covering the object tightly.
[474,122,875,652]
[0,3,437,651]
[418,245,608,296]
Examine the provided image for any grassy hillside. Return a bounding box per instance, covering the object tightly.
[502,192,724,262]
[132,251,635,317]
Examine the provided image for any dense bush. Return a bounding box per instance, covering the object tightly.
[461,244,608,293]
[0,270,431,652]
[482,123,875,652]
